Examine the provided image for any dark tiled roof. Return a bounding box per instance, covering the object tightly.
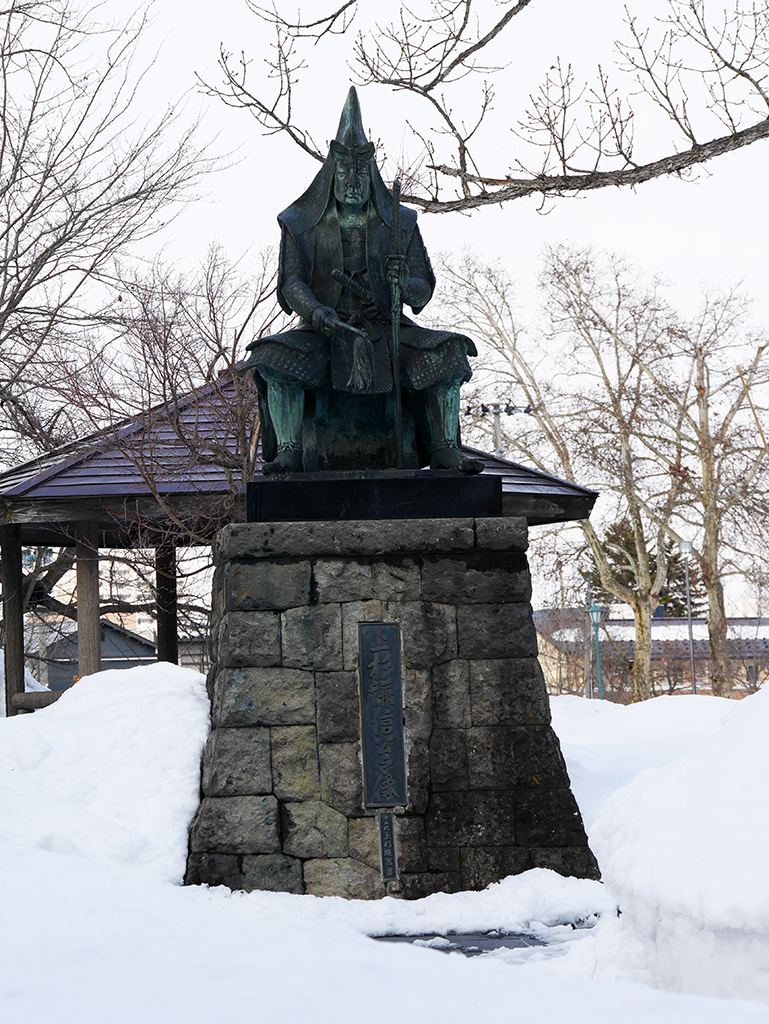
[0,374,596,536]
[0,373,257,499]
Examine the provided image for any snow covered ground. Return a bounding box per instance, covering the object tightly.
[0,649,49,695]
[0,665,767,1023]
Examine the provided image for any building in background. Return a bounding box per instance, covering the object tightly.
[536,611,769,701]
[24,615,209,691]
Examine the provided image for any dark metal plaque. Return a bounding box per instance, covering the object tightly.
[377,810,399,881]
[359,622,407,808]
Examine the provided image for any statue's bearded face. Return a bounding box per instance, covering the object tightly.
[334,156,371,208]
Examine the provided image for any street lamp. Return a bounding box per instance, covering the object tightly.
[588,602,604,700]
[678,539,697,695]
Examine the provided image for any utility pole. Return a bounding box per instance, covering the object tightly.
[464,401,534,457]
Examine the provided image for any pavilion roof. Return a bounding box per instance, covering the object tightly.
[0,373,597,545]
[0,373,254,500]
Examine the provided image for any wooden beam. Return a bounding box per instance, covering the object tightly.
[155,544,178,664]
[0,493,241,529]
[76,524,101,678]
[1,524,24,717]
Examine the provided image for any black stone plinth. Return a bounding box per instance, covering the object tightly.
[247,471,502,522]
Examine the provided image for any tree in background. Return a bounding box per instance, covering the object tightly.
[0,0,224,678]
[624,289,769,695]
[438,247,687,700]
[441,245,769,698]
[207,1,769,212]
[0,0,211,473]
[9,246,282,660]
[43,246,280,503]
[584,520,706,617]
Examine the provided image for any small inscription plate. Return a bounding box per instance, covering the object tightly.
[359,622,407,808]
[377,810,399,881]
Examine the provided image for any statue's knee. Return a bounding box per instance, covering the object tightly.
[257,365,303,387]
[426,372,464,395]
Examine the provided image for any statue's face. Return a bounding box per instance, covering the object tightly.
[334,156,371,208]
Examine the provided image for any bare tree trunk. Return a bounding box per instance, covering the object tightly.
[695,346,732,697]
[702,510,731,696]
[707,579,731,697]
[631,601,653,702]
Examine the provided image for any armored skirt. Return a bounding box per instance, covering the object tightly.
[246,315,475,394]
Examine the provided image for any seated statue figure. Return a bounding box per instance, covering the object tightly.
[244,87,483,476]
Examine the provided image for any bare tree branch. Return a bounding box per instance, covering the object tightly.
[422,113,769,209]
[206,1,769,213]
[0,0,214,470]
[248,0,358,40]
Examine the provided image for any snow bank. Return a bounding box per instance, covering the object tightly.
[0,666,767,1021]
[550,693,735,825]
[590,686,769,1002]
[239,866,615,939]
[0,649,48,713]
[0,664,209,882]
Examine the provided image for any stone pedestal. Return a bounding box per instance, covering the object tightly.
[185,517,599,898]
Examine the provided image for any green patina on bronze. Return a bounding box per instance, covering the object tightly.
[244,87,483,476]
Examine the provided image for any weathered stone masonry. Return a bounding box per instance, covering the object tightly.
[185,517,599,898]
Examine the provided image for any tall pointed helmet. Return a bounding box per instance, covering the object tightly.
[331,87,375,162]
[276,85,399,236]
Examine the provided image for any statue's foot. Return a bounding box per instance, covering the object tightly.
[430,446,484,474]
[262,446,303,475]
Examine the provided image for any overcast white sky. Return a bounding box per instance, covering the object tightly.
[93,1,767,612]
[116,0,769,330]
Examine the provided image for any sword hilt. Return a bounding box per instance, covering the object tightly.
[332,268,374,305]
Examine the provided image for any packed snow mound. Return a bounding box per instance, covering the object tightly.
[0,649,48,707]
[590,685,769,1002]
[550,693,735,825]
[551,693,735,747]
[0,664,210,882]
[245,867,616,939]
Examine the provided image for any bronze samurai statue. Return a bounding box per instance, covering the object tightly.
[245,87,483,476]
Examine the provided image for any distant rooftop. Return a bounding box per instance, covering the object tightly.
[540,614,769,660]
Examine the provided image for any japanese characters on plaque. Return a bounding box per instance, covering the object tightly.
[377,810,399,882]
[358,623,407,809]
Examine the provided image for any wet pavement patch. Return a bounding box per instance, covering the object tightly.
[374,932,547,957]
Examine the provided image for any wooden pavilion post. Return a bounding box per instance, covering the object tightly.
[155,543,178,664]
[1,524,25,716]
[76,523,101,678]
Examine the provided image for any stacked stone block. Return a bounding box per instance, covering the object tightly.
[185,516,599,898]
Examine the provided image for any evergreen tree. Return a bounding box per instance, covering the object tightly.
[584,521,706,617]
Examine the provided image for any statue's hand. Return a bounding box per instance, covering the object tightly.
[385,253,409,293]
[311,305,343,336]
